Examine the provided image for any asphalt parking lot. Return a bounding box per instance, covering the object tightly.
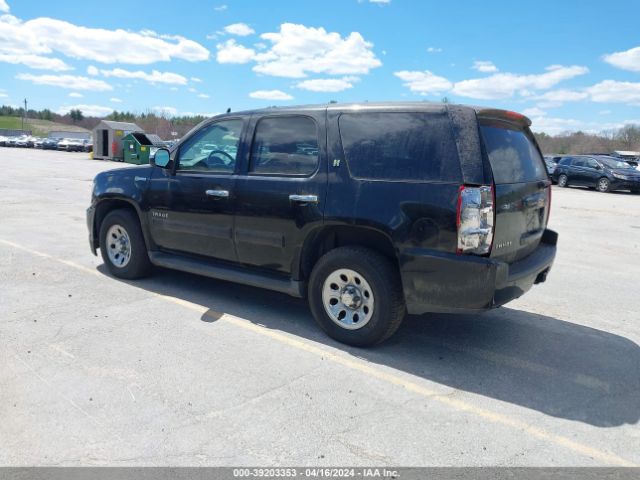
[1,148,639,467]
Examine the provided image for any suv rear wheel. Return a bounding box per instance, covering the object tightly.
[308,246,406,347]
[99,209,152,279]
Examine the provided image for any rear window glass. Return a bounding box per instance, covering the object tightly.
[480,125,547,184]
[338,112,461,182]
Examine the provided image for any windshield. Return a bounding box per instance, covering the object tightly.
[598,157,633,169]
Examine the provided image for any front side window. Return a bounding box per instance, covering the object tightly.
[586,158,599,169]
[250,116,319,176]
[178,119,243,173]
[339,112,461,182]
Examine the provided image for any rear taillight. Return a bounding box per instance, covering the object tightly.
[456,185,495,255]
[546,185,552,225]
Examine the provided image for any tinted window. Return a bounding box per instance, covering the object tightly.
[573,158,586,167]
[480,125,547,184]
[250,116,319,175]
[559,157,572,165]
[339,112,461,181]
[585,158,599,169]
[178,119,242,173]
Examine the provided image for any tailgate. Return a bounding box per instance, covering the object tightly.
[479,119,551,263]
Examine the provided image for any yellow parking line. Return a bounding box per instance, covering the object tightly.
[0,238,636,467]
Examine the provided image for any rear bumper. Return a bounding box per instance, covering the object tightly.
[400,229,558,315]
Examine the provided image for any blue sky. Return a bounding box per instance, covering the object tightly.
[1,0,640,133]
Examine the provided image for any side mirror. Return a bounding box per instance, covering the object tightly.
[152,148,171,169]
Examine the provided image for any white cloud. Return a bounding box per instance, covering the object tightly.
[87,65,99,76]
[427,47,442,53]
[295,77,356,92]
[198,93,210,98]
[369,0,391,4]
[0,0,8,13]
[0,14,209,65]
[68,92,83,98]
[249,89,293,100]
[521,107,546,117]
[599,110,611,115]
[216,39,256,64]
[534,88,589,107]
[17,73,112,91]
[251,23,382,78]
[528,115,640,135]
[394,70,453,94]
[472,60,498,73]
[0,92,8,98]
[94,67,188,85]
[110,97,122,103]
[214,4,228,11]
[452,65,589,99]
[153,106,178,117]
[224,23,255,36]
[0,53,72,70]
[57,104,113,117]
[603,46,640,72]
[190,76,202,83]
[586,80,640,105]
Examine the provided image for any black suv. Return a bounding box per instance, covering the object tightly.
[87,102,557,346]
[553,155,640,193]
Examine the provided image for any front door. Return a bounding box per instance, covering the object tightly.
[233,114,327,276]
[145,118,245,261]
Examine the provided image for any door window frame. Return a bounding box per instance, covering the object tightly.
[245,114,321,178]
[174,117,247,176]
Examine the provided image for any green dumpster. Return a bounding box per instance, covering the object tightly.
[123,133,165,165]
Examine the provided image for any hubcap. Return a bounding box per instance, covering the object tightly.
[322,268,374,330]
[106,224,132,268]
[559,175,567,186]
[599,179,608,191]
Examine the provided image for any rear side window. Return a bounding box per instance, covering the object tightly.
[250,116,319,176]
[559,157,572,165]
[338,112,461,182]
[480,125,547,184]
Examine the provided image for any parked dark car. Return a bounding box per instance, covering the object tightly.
[87,102,557,346]
[42,138,60,150]
[553,155,640,193]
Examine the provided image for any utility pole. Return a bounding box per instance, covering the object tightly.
[22,98,27,132]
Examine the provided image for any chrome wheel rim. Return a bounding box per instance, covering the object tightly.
[322,268,374,330]
[559,175,567,187]
[598,179,608,191]
[106,224,132,268]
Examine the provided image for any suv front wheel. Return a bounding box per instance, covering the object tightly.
[99,209,152,279]
[308,246,406,347]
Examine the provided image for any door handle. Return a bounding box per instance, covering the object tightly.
[205,189,229,198]
[289,194,318,204]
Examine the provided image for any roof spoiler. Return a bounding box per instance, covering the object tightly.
[477,108,532,128]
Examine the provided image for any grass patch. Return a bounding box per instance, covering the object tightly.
[0,117,89,137]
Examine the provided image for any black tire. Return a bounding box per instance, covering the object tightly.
[99,209,152,279]
[557,174,569,188]
[597,177,611,193]
[631,189,640,195]
[308,246,406,347]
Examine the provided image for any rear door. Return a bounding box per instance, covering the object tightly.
[479,120,551,263]
[233,113,327,276]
